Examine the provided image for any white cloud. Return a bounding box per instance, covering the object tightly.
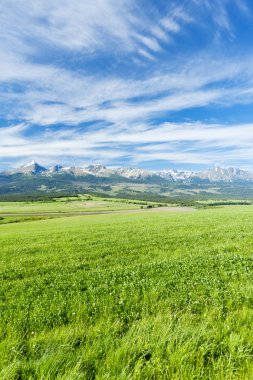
[0,0,190,61]
[136,35,162,52]
[0,0,136,52]
[2,0,228,67]
[3,55,253,128]
[2,121,253,170]
[161,18,180,32]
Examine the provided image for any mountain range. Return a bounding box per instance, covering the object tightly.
[1,161,253,199]
[3,160,253,183]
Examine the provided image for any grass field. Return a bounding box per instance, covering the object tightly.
[1,206,253,379]
[0,196,157,215]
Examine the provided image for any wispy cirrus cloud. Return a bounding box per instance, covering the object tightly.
[2,0,245,67]
[2,121,253,170]
[2,54,253,127]
[0,0,253,170]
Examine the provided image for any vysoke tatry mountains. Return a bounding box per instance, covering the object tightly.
[3,161,253,183]
[2,161,253,198]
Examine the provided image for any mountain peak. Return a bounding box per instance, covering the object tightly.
[13,161,47,175]
[85,164,114,177]
[24,160,37,167]
[48,164,63,173]
[86,164,107,170]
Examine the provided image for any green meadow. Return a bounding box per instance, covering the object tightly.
[0,196,146,214]
[1,205,253,379]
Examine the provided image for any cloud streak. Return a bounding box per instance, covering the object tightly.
[2,121,253,170]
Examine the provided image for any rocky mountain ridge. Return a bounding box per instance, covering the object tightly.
[2,161,253,183]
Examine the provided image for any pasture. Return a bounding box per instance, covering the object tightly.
[0,205,253,379]
[0,195,153,215]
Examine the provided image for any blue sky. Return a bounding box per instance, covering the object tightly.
[1,0,253,170]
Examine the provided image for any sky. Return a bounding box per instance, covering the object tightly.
[1,0,253,171]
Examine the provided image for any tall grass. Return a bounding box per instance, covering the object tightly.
[0,206,253,379]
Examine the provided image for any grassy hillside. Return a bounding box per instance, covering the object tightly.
[1,207,253,379]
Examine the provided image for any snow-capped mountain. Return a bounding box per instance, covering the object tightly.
[10,160,47,175]
[198,166,253,182]
[3,161,253,183]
